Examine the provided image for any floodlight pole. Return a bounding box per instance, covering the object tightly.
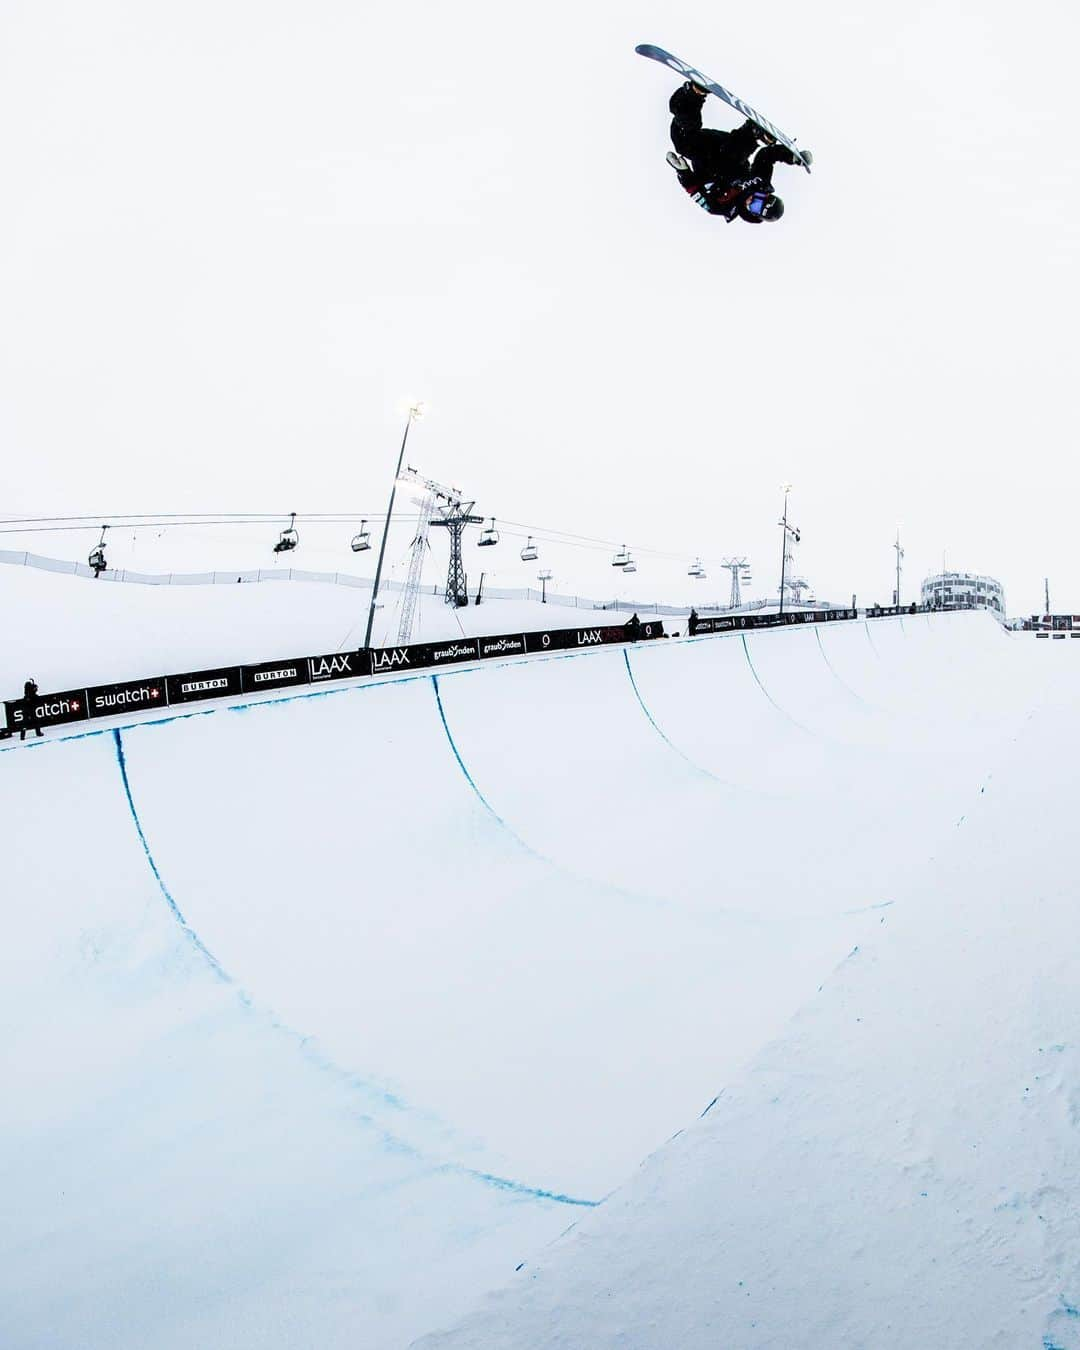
[894,528,904,607]
[364,404,422,651]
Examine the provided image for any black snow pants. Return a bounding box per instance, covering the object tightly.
[669,84,757,185]
[669,84,799,189]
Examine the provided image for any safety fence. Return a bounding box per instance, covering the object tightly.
[1,618,666,736]
[688,602,945,635]
[2,602,969,738]
[0,549,679,614]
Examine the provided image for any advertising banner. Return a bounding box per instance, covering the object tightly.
[524,627,582,653]
[4,686,89,731]
[165,665,243,705]
[524,623,638,654]
[87,675,168,719]
[308,649,370,683]
[426,639,481,667]
[479,633,527,660]
[370,639,479,676]
[2,608,916,738]
[241,657,310,695]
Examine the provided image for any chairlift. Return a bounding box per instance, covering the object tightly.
[622,556,637,574]
[520,536,539,562]
[477,517,499,547]
[612,545,630,568]
[273,511,299,554]
[350,519,372,552]
[688,558,705,578]
[88,524,108,575]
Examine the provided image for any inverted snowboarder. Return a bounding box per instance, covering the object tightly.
[635,44,811,225]
[666,80,810,223]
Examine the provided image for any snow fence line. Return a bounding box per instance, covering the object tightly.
[0,548,694,615]
[1,603,960,738]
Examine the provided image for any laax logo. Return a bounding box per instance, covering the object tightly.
[311,654,353,680]
[371,649,410,673]
[576,629,602,646]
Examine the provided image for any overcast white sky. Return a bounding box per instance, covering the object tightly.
[2,0,1078,613]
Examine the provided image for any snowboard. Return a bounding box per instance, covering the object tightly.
[636,44,811,173]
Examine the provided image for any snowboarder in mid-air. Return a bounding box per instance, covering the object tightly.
[665,80,811,223]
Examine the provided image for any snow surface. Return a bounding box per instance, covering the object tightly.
[1,588,1068,1347]
[418,618,1080,1349]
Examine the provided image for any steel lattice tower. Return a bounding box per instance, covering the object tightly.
[432,499,482,607]
[722,557,750,609]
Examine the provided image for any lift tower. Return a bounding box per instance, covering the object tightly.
[399,467,483,612]
[721,557,751,609]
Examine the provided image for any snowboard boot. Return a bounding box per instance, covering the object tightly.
[666,150,692,173]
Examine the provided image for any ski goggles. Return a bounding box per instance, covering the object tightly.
[744,191,771,218]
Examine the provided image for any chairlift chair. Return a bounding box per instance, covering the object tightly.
[622,556,637,574]
[688,558,705,578]
[612,545,630,567]
[88,524,108,574]
[350,520,372,552]
[520,536,539,562]
[274,512,299,554]
[478,517,499,547]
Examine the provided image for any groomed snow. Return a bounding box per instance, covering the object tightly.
[418,618,1080,1350]
[1,594,1066,1347]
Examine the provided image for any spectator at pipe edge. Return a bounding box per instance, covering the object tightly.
[909,602,917,614]
[625,613,642,640]
[688,608,699,636]
[20,678,44,741]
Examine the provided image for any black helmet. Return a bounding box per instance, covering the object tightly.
[739,191,784,223]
